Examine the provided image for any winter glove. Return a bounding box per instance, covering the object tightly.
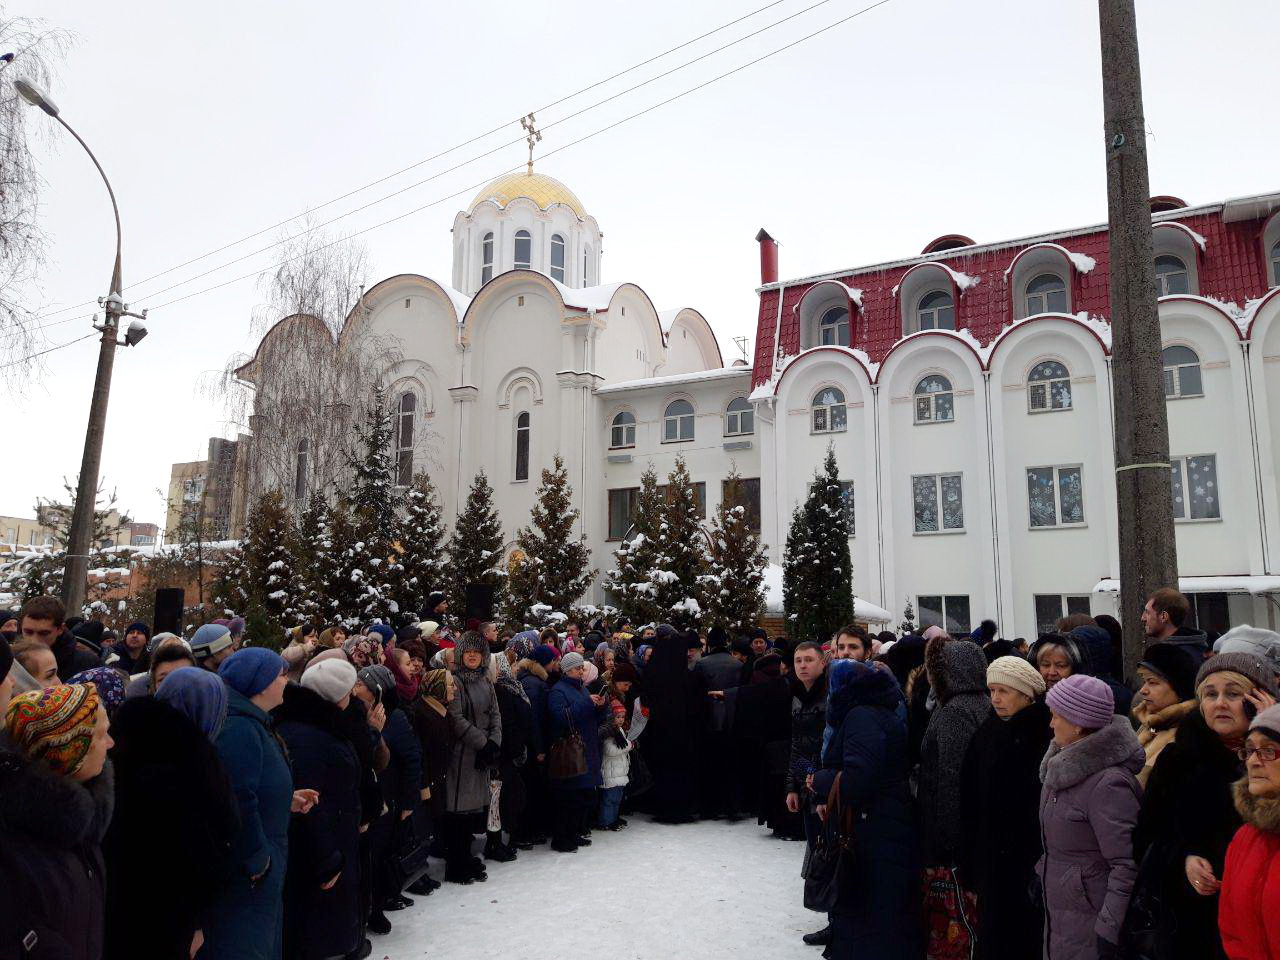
[475,740,500,769]
[1096,936,1120,960]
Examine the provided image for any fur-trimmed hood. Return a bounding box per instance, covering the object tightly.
[925,636,988,702]
[516,658,548,682]
[1040,715,1145,789]
[1234,776,1280,834]
[0,750,114,848]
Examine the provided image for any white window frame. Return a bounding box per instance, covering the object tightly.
[1162,345,1203,399]
[1155,254,1190,297]
[913,375,954,424]
[819,306,850,347]
[1026,463,1086,529]
[514,411,531,482]
[912,472,964,534]
[394,392,417,488]
[550,234,566,283]
[915,290,955,331]
[724,397,754,437]
[1024,272,1069,316]
[1027,360,1073,413]
[1170,454,1222,523]
[514,230,532,271]
[917,594,971,634]
[481,232,494,284]
[610,411,636,449]
[810,387,847,434]
[662,399,695,443]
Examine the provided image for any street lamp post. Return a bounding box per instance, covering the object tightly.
[14,77,148,616]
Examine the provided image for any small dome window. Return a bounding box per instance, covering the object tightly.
[514,230,532,271]
[550,234,566,283]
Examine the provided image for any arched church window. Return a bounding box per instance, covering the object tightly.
[1028,361,1072,413]
[1025,273,1068,315]
[811,387,847,434]
[916,291,955,331]
[514,411,531,481]
[663,399,694,442]
[819,307,850,347]
[514,230,532,271]
[1155,255,1189,297]
[481,232,494,284]
[583,244,592,285]
[294,439,309,501]
[550,234,566,283]
[914,375,954,424]
[610,411,636,449]
[395,392,416,487]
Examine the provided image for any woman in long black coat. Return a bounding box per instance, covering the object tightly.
[103,669,239,960]
[959,657,1051,960]
[639,624,701,823]
[811,659,918,960]
[275,677,363,960]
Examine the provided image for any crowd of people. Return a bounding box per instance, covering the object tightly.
[1,585,1280,960]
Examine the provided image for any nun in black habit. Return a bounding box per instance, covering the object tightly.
[638,624,702,823]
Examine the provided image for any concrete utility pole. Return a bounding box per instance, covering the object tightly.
[13,78,148,617]
[1098,0,1178,681]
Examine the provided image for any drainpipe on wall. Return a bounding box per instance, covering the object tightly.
[1241,340,1271,572]
[981,370,1004,628]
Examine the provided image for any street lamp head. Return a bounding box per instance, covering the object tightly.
[13,77,58,117]
[123,319,148,347]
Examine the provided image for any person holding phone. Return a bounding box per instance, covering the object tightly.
[1124,652,1278,960]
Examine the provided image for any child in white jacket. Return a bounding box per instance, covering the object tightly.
[598,700,633,829]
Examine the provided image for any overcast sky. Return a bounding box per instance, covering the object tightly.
[7,0,1277,527]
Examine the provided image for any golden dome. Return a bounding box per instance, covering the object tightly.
[471,171,586,219]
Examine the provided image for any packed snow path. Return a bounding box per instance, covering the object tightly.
[376,815,818,959]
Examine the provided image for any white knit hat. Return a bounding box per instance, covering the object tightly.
[986,655,1046,700]
[301,658,358,704]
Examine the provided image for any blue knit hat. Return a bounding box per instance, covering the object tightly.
[531,644,558,668]
[367,624,394,644]
[156,666,229,739]
[218,648,286,698]
[190,623,233,660]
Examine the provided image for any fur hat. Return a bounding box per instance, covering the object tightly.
[1196,651,1280,698]
[454,631,490,668]
[561,652,585,673]
[1137,643,1200,702]
[5,683,102,776]
[1046,674,1114,729]
[301,658,358,704]
[611,662,639,685]
[987,655,1046,700]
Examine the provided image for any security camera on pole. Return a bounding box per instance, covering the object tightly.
[13,76,148,616]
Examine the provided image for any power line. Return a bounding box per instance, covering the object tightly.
[68,0,855,312]
[36,0,802,319]
[0,331,96,369]
[140,0,897,315]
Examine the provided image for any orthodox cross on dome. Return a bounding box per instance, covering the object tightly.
[520,112,542,175]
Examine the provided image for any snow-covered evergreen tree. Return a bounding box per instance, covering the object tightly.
[318,503,364,628]
[898,597,917,636]
[784,445,854,643]
[650,457,711,629]
[388,471,447,620]
[293,493,329,625]
[242,490,301,645]
[347,389,397,535]
[446,469,506,616]
[604,463,665,625]
[781,504,809,633]
[506,454,595,626]
[706,465,767,633]
[210,543,248,618]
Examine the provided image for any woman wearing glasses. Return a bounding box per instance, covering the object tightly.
[1125,653,1278,960]
[1219,703,1280,958]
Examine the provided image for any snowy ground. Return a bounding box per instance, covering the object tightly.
[374,815,820,960]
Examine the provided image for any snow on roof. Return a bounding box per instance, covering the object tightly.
[658,309,682,334]
[940,263,980,292]
[439,283,472,319]
[1154,220,1207,251]
[1093,575,1280,596]
[550,278,626,311]
[762,563,891,622]
[1001,242,1097,278]
[595,366,749,394]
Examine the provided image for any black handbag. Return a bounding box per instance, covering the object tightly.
[390,818,432,888]
[802,773,856,912]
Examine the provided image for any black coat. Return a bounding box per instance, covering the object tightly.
[959,700,1052,960]
[516,660,551,756]
[640,626,702,822]
[102,697,239,960]
[496,682,533,765]
[339,698,385,829]
[274,684,363,960]
[53,628,103,681]
[379,707,424,818]
[1125,710,1240,960]
[788,672,827,795]
[0,751,113,960]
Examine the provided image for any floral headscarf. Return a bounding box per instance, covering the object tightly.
[343,635,382,669]
[494,653,529,704]
[69,666,126,719]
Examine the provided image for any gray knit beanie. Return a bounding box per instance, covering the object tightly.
[1195,651,1280,698]
[561,652,585,673]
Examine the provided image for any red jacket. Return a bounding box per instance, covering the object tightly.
[1220,787,1280,960]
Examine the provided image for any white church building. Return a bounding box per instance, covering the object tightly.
[236,170,1280,639]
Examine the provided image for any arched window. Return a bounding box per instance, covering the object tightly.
[514,230,532,271]
[294,439,309,500]
[394,392,417,486]
[1271,240,1280,287]
[1162,345,1202,399]
[1025,273,1068,315]
[819,307,850,347]
[1028,360,1072,413]
[663,399,695,442]
[583,244,592,285]
[481,232,494,284]
[811,387,847,434]
[1155,255,1189,296]
[610,411,636,449]
[550,234,566,283]
[724,397,754,436]
[514,411,531,481]
[916,290,955,331]
[914,375,954,424]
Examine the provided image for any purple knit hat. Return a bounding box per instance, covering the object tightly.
[1045,673,1114,729]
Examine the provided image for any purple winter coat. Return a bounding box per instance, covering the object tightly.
[1037,715,1144,960]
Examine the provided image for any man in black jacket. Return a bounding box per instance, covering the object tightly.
[19,596,101,682]
[788,640,832,949]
